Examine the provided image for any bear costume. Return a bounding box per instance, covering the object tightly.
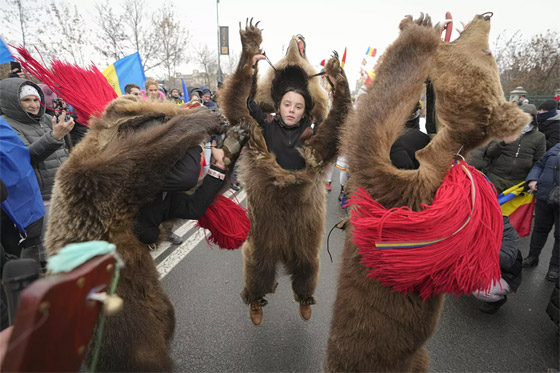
[218,20,352,325]
[45,96,242,371]
[324,13,529,372]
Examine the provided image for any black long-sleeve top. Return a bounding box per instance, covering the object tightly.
[248,98,312,171]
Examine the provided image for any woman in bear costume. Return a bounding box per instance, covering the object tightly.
[219,20,352,326]
[324,14,529,372]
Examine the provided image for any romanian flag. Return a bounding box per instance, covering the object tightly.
[341,47,347,69]
[365,47,377,57]
[102,52,146,96]
[0,37,14,64]
[364,69,376,86]
[498,181,535,237]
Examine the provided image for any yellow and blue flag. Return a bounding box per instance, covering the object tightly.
[102,52,146,96]
[0,37,14,64]
[498,181,535,237]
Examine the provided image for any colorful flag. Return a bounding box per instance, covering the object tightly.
[181,78,190,102]
[361,58,367,66]
[341,47,347,69]
[102,52,146,96]
[498,181,535,237]
[0,37,14,64]
[365,47,377,57]
[364,69,376,86]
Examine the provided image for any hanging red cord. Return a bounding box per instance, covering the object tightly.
[197,194,250,250]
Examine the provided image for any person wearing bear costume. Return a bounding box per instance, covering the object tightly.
[42,94,248,371]
[218,20,352,326]
[324,13,529,372]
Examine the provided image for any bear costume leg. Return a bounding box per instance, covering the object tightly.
[287,255,319,321]
[288,256,319,305]
[240,239,279,304]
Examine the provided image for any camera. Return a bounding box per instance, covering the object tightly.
[52,98,71,122]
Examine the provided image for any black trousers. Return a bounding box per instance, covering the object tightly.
[528,198,559,267]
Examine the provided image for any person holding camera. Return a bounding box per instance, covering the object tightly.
[0,78,74,266]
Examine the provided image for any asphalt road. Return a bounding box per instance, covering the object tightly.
[156,171,559,372]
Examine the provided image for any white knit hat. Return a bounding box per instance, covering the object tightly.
[19,85,41,100]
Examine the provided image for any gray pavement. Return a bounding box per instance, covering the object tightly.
[161,171,559,372]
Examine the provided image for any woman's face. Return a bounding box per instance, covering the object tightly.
[147,84,159,99]
[20,95,41,115]
[279,91,305,126]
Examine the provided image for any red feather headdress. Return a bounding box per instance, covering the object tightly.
[12,46,118,125]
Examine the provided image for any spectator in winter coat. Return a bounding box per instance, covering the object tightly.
[523,143,560,282]
[0,78,73,202]
[473,216,523,313]
[200,86,218,111]
[0,78,73,269]
[169,88,184,105]
[124,83,141,97]
[537,99,560,150]
[469,104,546,194]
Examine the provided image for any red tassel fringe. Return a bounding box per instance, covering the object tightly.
[196,194,250,250]
[13,46,117,125]
[348,161,503,300]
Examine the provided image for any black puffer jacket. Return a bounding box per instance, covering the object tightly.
[0,78,70,201]
[537,111,560,150]
[390,128,431,170]
[473,128,546,193]
[485,128,546,180]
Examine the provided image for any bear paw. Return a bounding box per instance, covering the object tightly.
[239,18,262,55]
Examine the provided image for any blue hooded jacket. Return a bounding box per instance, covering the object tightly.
[526,143,560,201]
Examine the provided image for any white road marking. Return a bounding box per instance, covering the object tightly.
[156,189,246,277]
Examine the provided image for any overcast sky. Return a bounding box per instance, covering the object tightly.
[5,0,560,85]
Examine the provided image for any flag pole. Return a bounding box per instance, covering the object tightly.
[216,0,221,90]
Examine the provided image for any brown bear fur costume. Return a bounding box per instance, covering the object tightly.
[45,96,232,372]
[218,20,352,318]
[324,14,529,372]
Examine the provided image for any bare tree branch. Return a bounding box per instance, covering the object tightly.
[152,5,190,80]
[94,0,128,62]
[193,44,218,87]
[493,29,560,94]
